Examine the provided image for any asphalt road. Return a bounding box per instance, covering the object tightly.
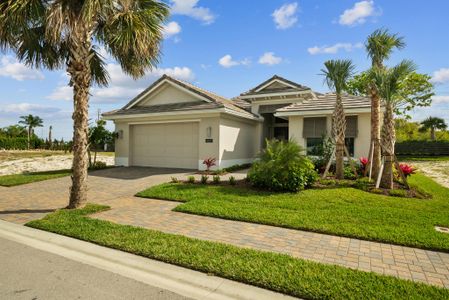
[0,237,191,300]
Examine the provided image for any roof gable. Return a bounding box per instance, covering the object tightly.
[241,75,311,97]
[137,82,204,107]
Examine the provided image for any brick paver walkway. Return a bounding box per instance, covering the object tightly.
[1,167,449,288]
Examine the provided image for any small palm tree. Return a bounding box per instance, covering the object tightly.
[0,1,169,208]
[366,29,405,179]
[419,117,447,141]
[19,115,43,149]
[321,59,355,179]
[372,60,416,189]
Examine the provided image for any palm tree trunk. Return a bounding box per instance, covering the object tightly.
[431,128,436,141]
[333,94,346,180]
[27,126,31,150]
[380,104,395,189]
[370,85,381,179]
[67,24,92,209]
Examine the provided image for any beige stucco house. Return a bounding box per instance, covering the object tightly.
[103,75,372,170]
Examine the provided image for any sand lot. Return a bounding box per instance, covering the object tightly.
[0,151,114,176]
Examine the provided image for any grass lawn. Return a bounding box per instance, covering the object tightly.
[0,169,71,187]
[398,156,449,161]
[26,204,449,300]
[137,174,449,252]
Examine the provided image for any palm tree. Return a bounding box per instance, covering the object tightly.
[419,117,447,141]
[19,115,43,149]
[366,29,405,179]
[372,60,416,189]
[0,1,169,209]
[321,59,355,179]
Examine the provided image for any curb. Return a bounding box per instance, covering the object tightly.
[0,220,297,300]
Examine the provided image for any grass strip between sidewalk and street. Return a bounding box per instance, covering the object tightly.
[26,204,449,300]
[0,169,71,187]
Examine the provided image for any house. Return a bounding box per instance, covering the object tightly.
[103,75,372,170]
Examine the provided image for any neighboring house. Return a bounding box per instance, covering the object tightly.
[103,75,371,170]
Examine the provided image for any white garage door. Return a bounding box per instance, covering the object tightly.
[131,122,199,169]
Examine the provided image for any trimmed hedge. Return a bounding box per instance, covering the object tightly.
[0,137,43,150]
[395,141,449,156]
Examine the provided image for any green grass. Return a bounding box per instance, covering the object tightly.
[137,174,449,252]
[26,204,449,300]
[0,169,71,187]
[398,156,449,161]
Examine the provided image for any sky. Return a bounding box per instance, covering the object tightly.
[1,0,449,140]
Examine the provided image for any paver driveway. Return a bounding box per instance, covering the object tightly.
[1,167,449,288]
[0,167,195,223]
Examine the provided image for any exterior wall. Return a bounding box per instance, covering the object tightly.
[138,84,201,106]
[198,116,220,170]
[114,122,131,166]
[354,112,371,158]
[218,115,259,169]
[288,116,305,149]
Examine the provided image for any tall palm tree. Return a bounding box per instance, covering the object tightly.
[0,1,169,209]
[321,59,355,179]
[19,114,43,149]
[366,29,405,179]
[372,60,416,189]
[419,117,447,141]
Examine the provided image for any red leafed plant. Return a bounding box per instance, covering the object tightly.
[202,157,217,172]
[359,157,368,173]
[398,163,416,178]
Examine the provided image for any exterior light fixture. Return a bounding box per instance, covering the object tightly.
[206,126,212,138]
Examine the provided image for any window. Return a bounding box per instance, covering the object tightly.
[345,137,355,157]
[307,138,324,156]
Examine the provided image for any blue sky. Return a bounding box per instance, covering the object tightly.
[1,0,449,140]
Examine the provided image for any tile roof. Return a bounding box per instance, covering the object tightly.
[102,101,222,116]
[277,93,371,112]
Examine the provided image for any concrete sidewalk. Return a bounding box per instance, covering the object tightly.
[0,220,295,300]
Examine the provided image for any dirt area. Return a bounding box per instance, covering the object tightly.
[0,151,114,176]
[405,160,449,188]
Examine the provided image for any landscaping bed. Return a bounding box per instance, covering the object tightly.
[26,204,449,300]
[137,173,449,252]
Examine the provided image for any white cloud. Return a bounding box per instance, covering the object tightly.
[162,21,182,39]
[0,56,44,81]
[0,102,69,120]
[258,52,283,66]
[170,0,215,24]
[431,68,449,84]
[272,2,299,29]
[339,1,379,26]
[218,55,250,68]
[308,42,363,55]
[432,95,449,104]
[48,64,195,103]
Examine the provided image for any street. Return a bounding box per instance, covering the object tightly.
[0,237,190,300]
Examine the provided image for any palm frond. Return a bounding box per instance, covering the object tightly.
[89,46,110,87]
[366,28,405,67]
[321,59,355,94]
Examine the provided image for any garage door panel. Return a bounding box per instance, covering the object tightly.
[131,122,199,169]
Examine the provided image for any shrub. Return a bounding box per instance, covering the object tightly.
[170,177,179,183]
[202,157,216,172]
[389,189,408,198]
[359,157,368,174]
[248,139,318,192]
[212,175,220,184]
[229,176,236,186]
[370,188,384,194]
[344,165,357,180]
[89,161,107,170]
[187,176,195,184]
[319,179,336,186]
[201,175,209,184]
[223,163,252,173]
[355,177,372,191]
